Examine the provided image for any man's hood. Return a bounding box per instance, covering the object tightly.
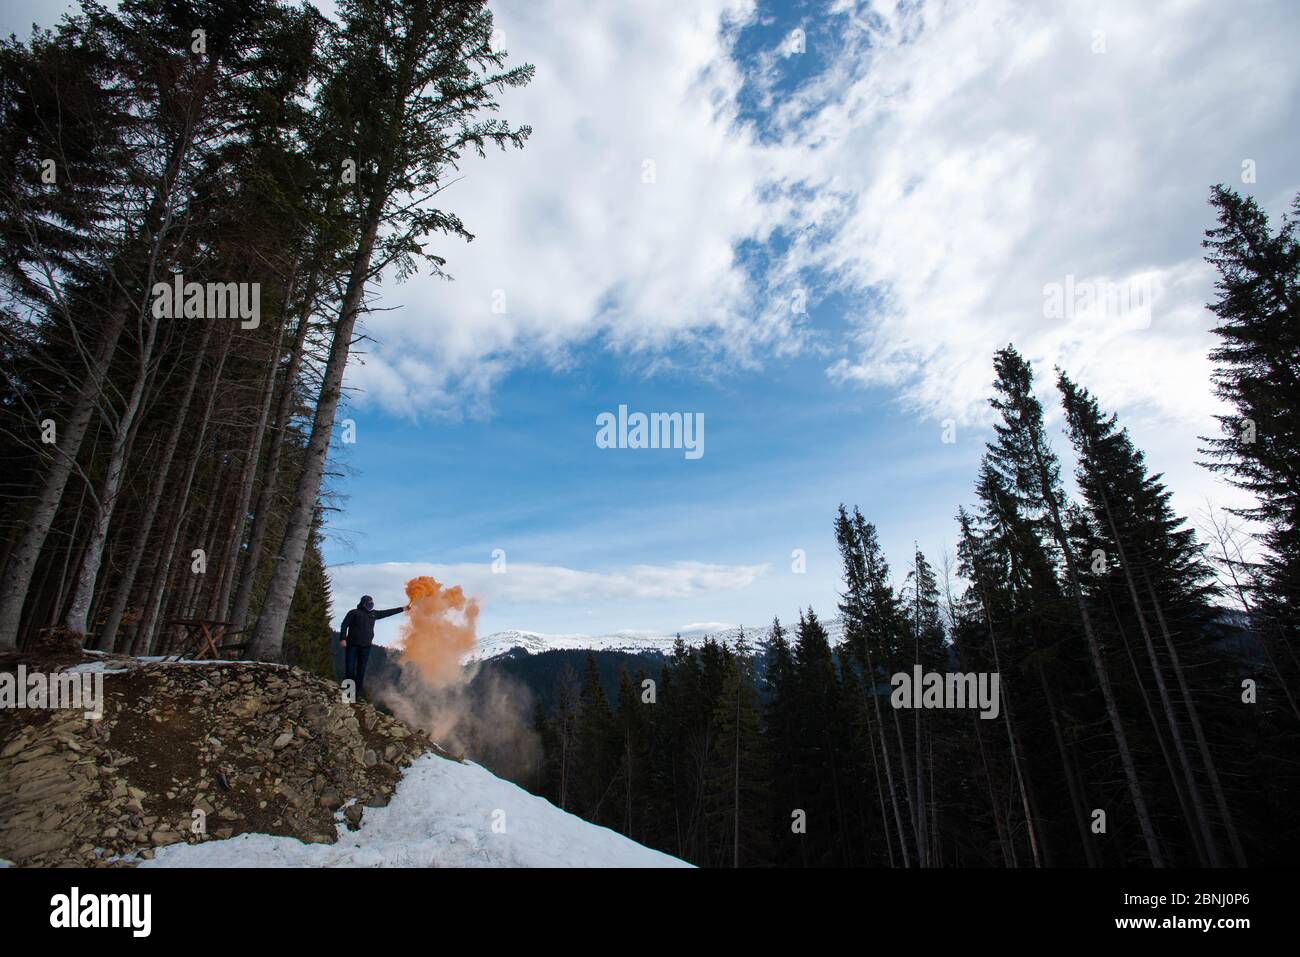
[358,595,374,610]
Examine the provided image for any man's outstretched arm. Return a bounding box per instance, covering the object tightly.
[374,605,406,620]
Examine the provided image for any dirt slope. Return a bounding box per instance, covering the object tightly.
[0,647,452,866]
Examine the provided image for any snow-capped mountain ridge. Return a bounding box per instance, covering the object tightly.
[470,618,845,662]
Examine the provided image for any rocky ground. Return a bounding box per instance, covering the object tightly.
[0,641,457,866]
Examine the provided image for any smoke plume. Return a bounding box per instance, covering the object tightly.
[398,575,479,687]
[374,575,540,782]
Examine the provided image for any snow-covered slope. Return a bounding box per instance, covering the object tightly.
[143,753,689,868]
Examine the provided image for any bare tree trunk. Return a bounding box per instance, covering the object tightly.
[1108,592,1207,865]
[0,302,127,648]
[212,281,295,622]
[249,210,383,660]
[960,524,1046,867]
[228,296,313,630]
[47,483,91,630]
[864,701,897,867]
[97,321,216,650]
[1025,429,1164,866]
[881,641,919,863]
[952,608,1016,867]
[1033,645,1100,866]
[861,641,911,867]
[1145,574,1248,866]
[1093,482,1220,864]
[133,334,231,654]
[63,308,164,636]
[972,705,1014,866]
[180,475,226,622]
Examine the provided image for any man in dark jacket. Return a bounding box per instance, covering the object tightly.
[339,595,406,698]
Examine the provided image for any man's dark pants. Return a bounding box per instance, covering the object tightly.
[345,644,372,697]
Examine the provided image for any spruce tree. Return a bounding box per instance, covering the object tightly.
[762,617,805,866]
[835,505,912,865]
[575,652,615,824]
[1058,369,1244,865]
[251,0,532,658]
[1200,185,1300,653]
[987,345,1163,866]
[704,633,769,866]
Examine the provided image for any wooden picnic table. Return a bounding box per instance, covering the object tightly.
[167,618,249,661]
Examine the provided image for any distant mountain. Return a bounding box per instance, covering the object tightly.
[469,621,837,662]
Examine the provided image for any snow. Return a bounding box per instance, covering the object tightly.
[63,661,129,674]
[467,623,790,662]
[143,753,691,868]
[59,656,290,673]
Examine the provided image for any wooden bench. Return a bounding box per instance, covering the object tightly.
[167,619,247,661]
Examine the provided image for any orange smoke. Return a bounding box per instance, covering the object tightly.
[397,575,480,688]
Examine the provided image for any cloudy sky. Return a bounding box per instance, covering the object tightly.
[8,0,1297,642]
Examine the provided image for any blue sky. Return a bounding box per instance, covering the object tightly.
[8,0,1299,642]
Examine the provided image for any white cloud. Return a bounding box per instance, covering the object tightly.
[350,0,801,418]
[329,559,771,609]
[781,0,1300,432]
[349,0,1300,443]
[338,0,1294,575]
[759,0,1298,529]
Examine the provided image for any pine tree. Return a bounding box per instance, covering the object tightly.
[987,345,1163,866]
[704,632,769,866]
[250,0,532,658]
[613,668,652,841]
[956,504,1046,866]
[902,546,947,865]
[1058,369,1244,865]
[1199,185,1300,657]
[835,505,913,865]
[575,652,615,824]
[790,609,852,865]
[283,522,333,679]
[762,617,805,866]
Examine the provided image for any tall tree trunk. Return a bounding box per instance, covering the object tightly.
[212,278,296,622]
[1093,481,1221,864]
[1145,574,1248,866]
[953,616,1016,867]
[48,483,90,631]
[96,320,217,650]
[860,641,912,867]
[1032,643,1100,866]
[228,294,313,630]
[1108,591,1207,865]
[960,523,1046,867]
[864,701,897,867]
[1024,423,1165,866]
[63,308,164,635]
[133,333,232,654]
[249,210,383,660]
[0,301,127,648]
